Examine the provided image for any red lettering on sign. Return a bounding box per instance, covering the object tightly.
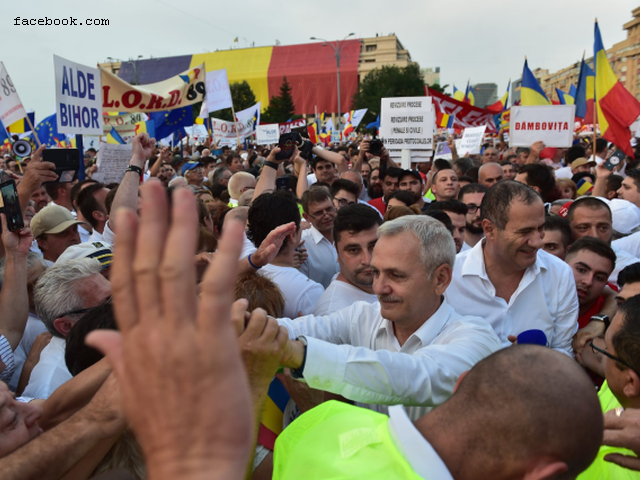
[167,90,180,108]
[542,122,547,130]
[122,90,142,109]
[527,122,534,130]
[146,93,164,110]
[563,122,569,131]
[102,85,115,108]
[515,122,520,131]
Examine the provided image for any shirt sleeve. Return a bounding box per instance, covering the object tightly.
[0,335,15,383]
[300,322,501,407]
[550,264,579,357]
[102,220,116,246]
[295,284,325,316]
[277,304,358,345]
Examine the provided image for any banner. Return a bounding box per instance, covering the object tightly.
[279,118,306,134]
[100,64,205,112]
[210,116,256,144]
[204,69,233,113]
[102,112,146,139]
[256,124,279,145]
[380,97,434,150]
[427,88,497,133]
[0,62,27,127]
[235,102,261,131]
[458,126,487,156]
[510,105,576,147]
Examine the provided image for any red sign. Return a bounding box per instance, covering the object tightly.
[278,118,306,134]
[427,88,497,133]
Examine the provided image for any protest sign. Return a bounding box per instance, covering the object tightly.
[235,102,261,131]
[54,56,103,135]
[510,105,576,147]
[380,97,434,150]
[0,62,27,128]
[102,112,146,139]
[100,64,205,112]
[184,125,209,140]
[93,142,133,184]
[279,118,306,134]
[205,69,233,113]
[256,124,279,145]
[434,141,452,160]
[210,115,257,144]
[427,88,497,133]
[458,126,487,156]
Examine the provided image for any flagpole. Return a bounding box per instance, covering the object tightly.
[25,115,42,148]
[230,103,241,147]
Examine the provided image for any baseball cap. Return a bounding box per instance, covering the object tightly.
[401,169,422,182]
[57,241,113,268]
[570,157,596,170]
[31,205,89,238]
[181,161,204,176]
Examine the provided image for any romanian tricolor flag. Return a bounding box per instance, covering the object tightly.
[487,81,510,113]
[53,137,66,148]
[106,127,126,145]
[556,88,575,105]
[307,122,319,144]
[453,85,465,102]
[134,120,156,139]
[257,377,291,450]
[7,112,35,134]
[319,130,330,147]
[594,21,640,157]
[575,59,595,122]
[439,113,455,128]
[521,59,550,106]
[464,83,475,106]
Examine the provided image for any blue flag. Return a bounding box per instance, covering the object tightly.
[31,114,62,147]
[149,106,193,141]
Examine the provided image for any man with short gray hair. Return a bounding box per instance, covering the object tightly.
[23,258,111,399]
[276,215,501,420]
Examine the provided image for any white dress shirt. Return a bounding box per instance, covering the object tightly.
[446,241,579,356]
[88,229,105,244]
[610,245,640,287]
[613,232,640,258]
[278,299,501,420]
[78,225,92,244]
[8,314,48,391]
[388,405,454,480]
[313,279,377,315]
[22,336,72,399]
[260,264,324,318]
[298,225,339,288]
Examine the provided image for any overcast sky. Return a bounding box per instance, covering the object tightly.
[4,0,638,123]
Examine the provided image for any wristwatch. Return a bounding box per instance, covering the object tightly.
[290,336,308,379]
[590,314,611,331]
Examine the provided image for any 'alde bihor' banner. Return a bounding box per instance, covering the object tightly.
[54,55,104,135]
[100,64,205,112]
[510,105,576,148]
[427,87,497,133]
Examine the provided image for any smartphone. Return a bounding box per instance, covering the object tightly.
[0,179,24,232]
[276,177,290,190]
[276,133,300,161]
[42,148,80,183]
[604,150,626,171]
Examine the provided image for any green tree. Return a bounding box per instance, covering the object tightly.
[352,64,426,128]
[209,80,257,121]
[427,83,450,95]
[261,77,298,124]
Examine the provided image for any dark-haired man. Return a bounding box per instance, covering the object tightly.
[431,168,460,202]
[399,169,428,211]
[617,168,640,209]
[76,183,110,244]
[515,164,556,202]
[427,200,468,253]
[542,215,572,260]
[446,181,579,355]
[313,204,381,315]
[458,183,488,249]
[329,179,359,210]
[368,167,402,215]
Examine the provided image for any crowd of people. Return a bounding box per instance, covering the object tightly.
[0,128,639,479]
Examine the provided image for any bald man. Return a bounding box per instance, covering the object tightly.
[478,163,504,189]
[228,172,257,207]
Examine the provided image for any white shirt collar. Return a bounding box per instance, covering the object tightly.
[388,405,453,480]
[461,239,545,280]
[307,224,329,245]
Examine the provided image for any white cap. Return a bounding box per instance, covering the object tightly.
[57,241,113,267]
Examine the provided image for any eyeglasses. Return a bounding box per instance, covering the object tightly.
[589,340,637,373]
[307,206,337,220]
[334,197,356,207]
[465,204,481,214]
[190,167,204,174]
[59,296,112,319]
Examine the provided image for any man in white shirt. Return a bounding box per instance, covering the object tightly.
[458,183,488,250]
[299,187,340,288]
[446,180,579,356]
[30,205,89,266]
[277,215,501,420]
[76,182,110,244]
[247,190,324,318]
[313,204,381,315]
[23,258,111,399]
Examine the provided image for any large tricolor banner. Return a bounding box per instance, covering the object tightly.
[427,88,497,133]
[100,64,206,112]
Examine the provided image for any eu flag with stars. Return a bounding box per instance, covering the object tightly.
[149,106,193,141]
[32,114,62,147]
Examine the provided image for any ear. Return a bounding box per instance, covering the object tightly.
[482,218,494,238]
[53,316,75,337]
[433,263,452,295]
[36,237,48,252]
[623,370,640,399]
[532,186,541,194]
[92,210,106,223]
[302,212,310,222]
[523,460,568,479]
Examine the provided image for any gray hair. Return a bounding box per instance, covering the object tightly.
[34,257,102,337]
[377,215,456,276]
[0,252,47,286]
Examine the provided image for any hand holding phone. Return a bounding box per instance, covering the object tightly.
[0,179,24,232]
[42,148,80,183]
[604,150,626,171]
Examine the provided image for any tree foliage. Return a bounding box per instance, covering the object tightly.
[261,77,297,124]
[352,64,426,127]
[210,81,257,121]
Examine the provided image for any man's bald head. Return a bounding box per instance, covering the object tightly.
[228,172,257,200]
[420,345,602,479]
[224,206,249,228]
[478,163,504,189]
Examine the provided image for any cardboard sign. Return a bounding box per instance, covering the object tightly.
[54,56,104,136]
[510,105,576,147]
[380,97,434,150]
[100,64,205,113]
[93,142,133,184]
[204,69,233,113]
[0,62,27,127]
[256,124,279,145]
[458,126,487,156]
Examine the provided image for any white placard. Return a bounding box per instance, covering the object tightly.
[458,126,487,157]
[256,124,279,145]
[0,62,27,127]
[94,142,133,184]
[205,69,233,113]
[510,105,576,147]
[380,97,434,150]
[54,55,103,136]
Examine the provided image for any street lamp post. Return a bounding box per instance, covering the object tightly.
[310,33,355,138]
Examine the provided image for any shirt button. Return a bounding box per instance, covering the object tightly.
[325,380,331,388]
[312,376,320,384]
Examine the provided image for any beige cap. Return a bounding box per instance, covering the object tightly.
[571,157,596,170]
[31,205,89,238]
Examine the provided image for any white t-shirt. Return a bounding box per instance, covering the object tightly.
[313,279,377,316]
[22,336,72,399]
[259,264,324,318]
[8,315,48,392]
[298,226,339,289]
